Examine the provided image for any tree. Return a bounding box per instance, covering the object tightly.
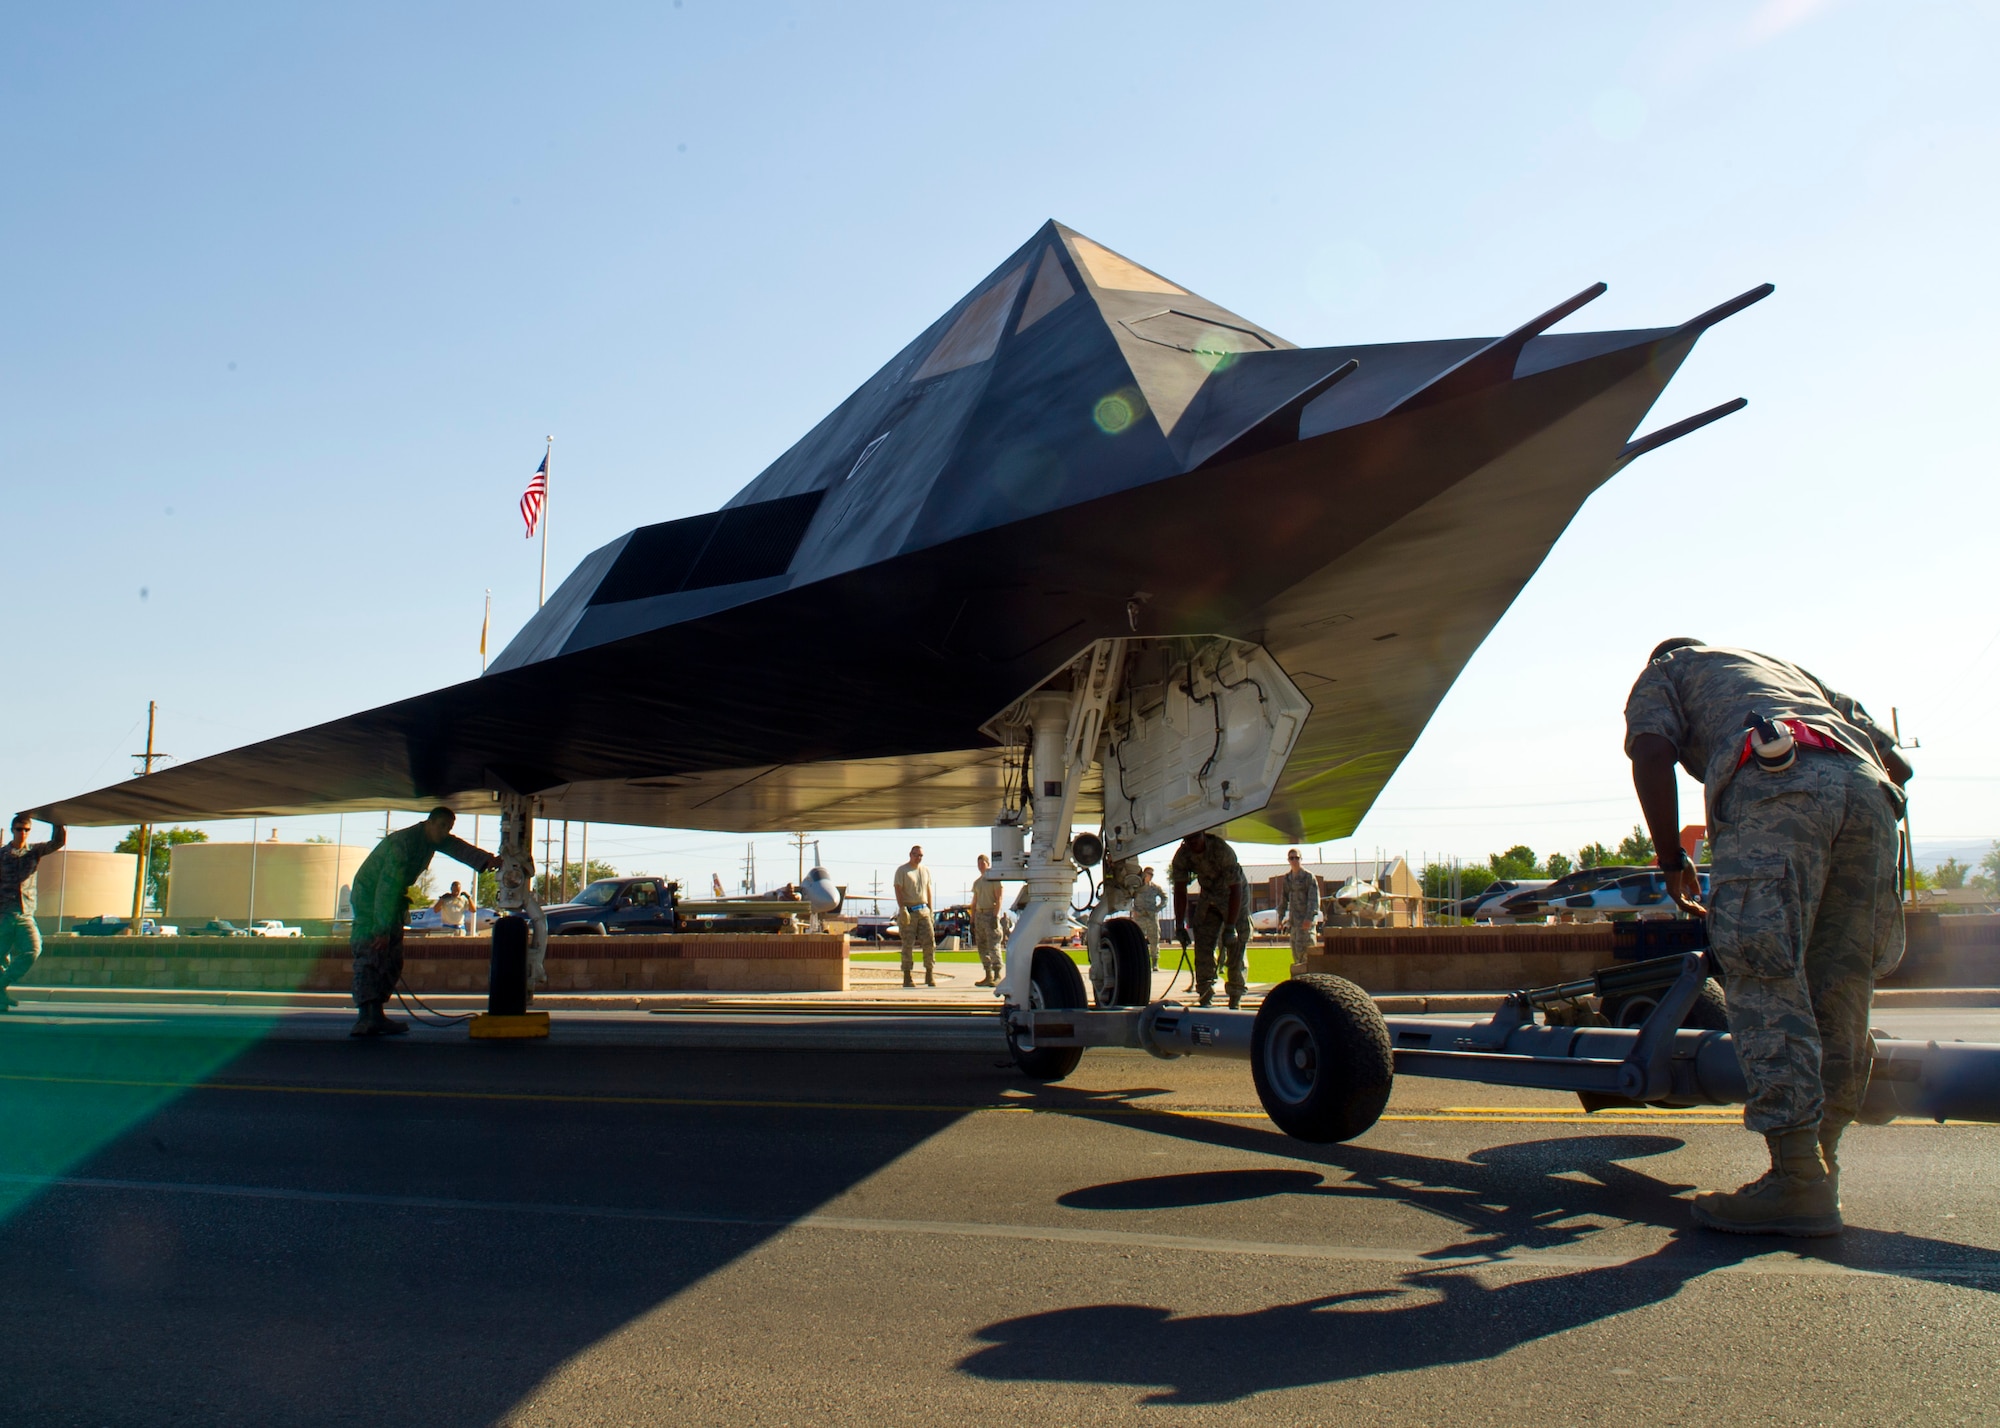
[1974,842,2000,897]
[1576,841,1614,870]
[1543,852,1573,880]
[1933,857,1970,891]
[1488,845,1538,879]
[1616,826,1656,865]
[113,826,208,911]
[532,858,621,904]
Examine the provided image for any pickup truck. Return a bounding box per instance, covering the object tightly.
[248,920,301,938]
[544,876,680,935]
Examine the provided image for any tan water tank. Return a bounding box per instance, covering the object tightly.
[32,850,140,922]
[167,841,378,924]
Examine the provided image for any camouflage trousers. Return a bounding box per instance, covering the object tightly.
[898,907,936,974]
[0,911,41,989]
[973,910,1003,978]
[1288,921,1318,966]
[351,925,406,1006]
[1189,899,1250,999]
[1708,751,1904,1135]
[1132,912,1160,969]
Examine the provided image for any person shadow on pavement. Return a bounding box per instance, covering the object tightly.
[960,1126,2000,1405]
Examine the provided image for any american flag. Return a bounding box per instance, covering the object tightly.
[520,453,548,538]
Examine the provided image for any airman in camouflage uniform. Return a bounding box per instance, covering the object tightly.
[0,814,65,1011]
[1169,830,1250,1008]
[348,808,495,1037]
[1278,848,1321,966]
[1132,867,1166,969]
[970,854,1004,987]
[1625,640,1909,1237]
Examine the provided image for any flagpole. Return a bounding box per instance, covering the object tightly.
[538,435,552,608]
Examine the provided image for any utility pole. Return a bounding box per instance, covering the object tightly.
[790,830,812,889]
[560,819,570,901]
[741,842,757,896]
[125,701,164,934]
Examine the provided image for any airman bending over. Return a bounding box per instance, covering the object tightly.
[1625,639,1910,1238]
[1169,829,1250,1008]
[348,808,495,1037]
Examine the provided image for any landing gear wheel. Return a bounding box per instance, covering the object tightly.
[1097,919,1152,1008]
[1604,978,1729,1031]
[1251,973,1394,1143]
[1008,946,1086,1081]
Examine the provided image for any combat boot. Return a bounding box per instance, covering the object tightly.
[1195,985,1213,1008]
[902,970,915,989]
[349,1000,387,1037]
[1691,1128,1842,1237]
[924,970,935,988]
[1227,991,1243,1010]
[1819,1117,1850,1204]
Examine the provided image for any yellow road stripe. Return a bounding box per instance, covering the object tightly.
[0,1072,1969,1128]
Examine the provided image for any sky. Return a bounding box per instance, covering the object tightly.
[4,1,1995,908]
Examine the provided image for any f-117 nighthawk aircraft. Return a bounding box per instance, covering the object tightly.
[44,219,1762,852]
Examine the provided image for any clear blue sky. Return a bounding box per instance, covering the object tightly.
[6,1,1995,903]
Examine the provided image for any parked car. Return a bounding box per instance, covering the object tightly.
[1551,870,1710,918]
[1498,866,1653,918]
[932,905,973,945]
[69,915,130,936]
[140,920,178,936]
[544,876,680,935]
[191,919,251,937]
[1451,879,1552,922]
[249,920,301,938]
[851,912,896,943]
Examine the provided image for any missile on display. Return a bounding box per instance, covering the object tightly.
[40,221,1766,844]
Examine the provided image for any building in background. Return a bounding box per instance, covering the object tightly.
[1242,857,1425,928]
[31,850,140,933]
[167,840,375,927]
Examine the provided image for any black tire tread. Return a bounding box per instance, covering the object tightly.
[1010,946,1086,1081]
[1251,973,1394,1143]
[1098,920,1152,1008]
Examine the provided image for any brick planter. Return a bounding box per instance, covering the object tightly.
[24,932,849,994]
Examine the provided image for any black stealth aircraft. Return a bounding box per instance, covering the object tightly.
[41,221,1765,842]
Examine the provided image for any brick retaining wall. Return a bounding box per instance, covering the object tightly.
[23,933,849,994]
[1301,914,2000,993]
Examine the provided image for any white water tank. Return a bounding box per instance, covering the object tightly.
[167,841,377,923]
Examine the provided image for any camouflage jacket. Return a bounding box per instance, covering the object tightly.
[1278,867,1320,921]
[1169,837,1247,907]
[1624,645,1902,822]
[351,825,493,908]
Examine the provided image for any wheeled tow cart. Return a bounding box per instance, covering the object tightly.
[977,636,2000,1142]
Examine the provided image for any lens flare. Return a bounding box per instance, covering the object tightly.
[1093,386,1147,435]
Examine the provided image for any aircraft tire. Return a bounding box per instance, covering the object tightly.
[1251,973,1394,1143]
[1098,919,1152,1008]
[1008,946,1086,1082]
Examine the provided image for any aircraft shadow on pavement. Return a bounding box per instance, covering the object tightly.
[0,1034,993,1428]
[967,1123,2000,1405]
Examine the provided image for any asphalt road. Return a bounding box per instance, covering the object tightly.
[0,1009,1995,1426]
